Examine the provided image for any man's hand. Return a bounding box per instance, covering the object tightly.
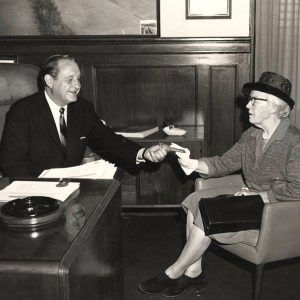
[143,144,168,163]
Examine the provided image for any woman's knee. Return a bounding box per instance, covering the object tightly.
[186,210,194,233]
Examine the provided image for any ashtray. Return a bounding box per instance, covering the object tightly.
[0,196,64,229]
[162,126,186,136]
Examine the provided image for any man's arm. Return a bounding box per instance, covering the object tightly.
[84,102,167,165]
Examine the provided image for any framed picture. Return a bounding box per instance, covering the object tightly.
[186,0,231,19]
[0,0,160,38]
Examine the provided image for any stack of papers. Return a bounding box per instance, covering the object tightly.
[115,126,159,138]
[39,159,117,179]
[0,181,80,202]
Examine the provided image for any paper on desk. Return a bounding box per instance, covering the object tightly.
[0,181,80,202]
[39,159,117,179]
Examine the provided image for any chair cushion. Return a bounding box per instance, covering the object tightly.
[0,63,39,105]
[0,63,40,140]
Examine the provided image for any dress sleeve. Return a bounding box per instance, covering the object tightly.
[200,129,252,177]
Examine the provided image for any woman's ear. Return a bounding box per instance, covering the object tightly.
[268,100,278,114]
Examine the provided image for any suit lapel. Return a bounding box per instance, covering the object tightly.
[37,92,84,162]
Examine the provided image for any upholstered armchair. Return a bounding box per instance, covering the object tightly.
[195,174,300,300]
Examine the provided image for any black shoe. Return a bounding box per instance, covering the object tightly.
[162,273,205,297]
[138,272,178,295]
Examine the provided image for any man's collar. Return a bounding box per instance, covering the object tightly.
[44,91,67,109]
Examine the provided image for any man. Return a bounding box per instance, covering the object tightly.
[0,54,167,177]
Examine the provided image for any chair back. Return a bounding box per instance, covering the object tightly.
[0,63,40,137]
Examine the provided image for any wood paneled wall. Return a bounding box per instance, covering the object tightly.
[0,37,252,156]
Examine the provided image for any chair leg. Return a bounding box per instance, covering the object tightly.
[253,264,265,300]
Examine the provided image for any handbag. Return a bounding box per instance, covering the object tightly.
[199,194,265,235]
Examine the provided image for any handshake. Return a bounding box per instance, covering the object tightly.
[144,143,198,175]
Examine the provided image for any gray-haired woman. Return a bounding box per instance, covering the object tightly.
[139,72,300,297]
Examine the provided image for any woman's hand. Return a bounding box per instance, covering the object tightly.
[170,143,198,175]
[235,188,270,203]
[234,187,258,196]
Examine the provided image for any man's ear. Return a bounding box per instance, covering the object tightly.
[44,74,54,88]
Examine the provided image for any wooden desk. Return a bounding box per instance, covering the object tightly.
[0,179,123,300]
[121,126,204,206]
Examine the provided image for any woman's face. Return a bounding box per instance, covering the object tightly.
[246,90,273,127]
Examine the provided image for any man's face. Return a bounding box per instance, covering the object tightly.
[246,90,273,127]
[49,59,81,106]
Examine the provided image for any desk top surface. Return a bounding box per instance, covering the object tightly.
[0,178,120,262]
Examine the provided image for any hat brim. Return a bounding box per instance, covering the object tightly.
[242,82,295,109]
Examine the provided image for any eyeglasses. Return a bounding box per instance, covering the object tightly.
[247,96,268,106]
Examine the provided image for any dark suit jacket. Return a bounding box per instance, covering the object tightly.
[0,92,141,177]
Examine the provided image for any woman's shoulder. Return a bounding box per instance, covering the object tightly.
[240,126,260,140]
[286,124,300,142]
[287,123,300,135]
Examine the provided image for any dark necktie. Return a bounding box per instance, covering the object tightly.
[59,107,67,156]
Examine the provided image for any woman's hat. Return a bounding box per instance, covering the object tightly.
[242,71,295,109]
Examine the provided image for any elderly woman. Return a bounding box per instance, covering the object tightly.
[139,72,300,297]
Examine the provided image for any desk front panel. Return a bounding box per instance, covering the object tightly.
[0,179,123,300]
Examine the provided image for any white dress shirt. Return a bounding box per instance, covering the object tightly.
[44,91,68,143]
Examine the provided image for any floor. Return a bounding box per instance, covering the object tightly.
[123,212,300,300]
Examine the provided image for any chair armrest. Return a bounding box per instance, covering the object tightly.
[257,201,300,263]
[195,174,244,191]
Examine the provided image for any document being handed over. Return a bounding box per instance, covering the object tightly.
[39,159,117,180]
[0,181,80,202]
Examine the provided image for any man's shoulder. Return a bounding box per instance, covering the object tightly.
[10,91,43,110]
[74,97,94,106]
[69,97,95,112]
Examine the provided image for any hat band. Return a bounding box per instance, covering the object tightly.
[243,82,295,109]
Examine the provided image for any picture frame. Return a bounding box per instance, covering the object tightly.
[186,0,232,19]
[0,0,160,39]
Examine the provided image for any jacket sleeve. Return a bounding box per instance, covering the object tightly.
[0,103,33,177]
[84,101,142,165]
[199,129,252,177]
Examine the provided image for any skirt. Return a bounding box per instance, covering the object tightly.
[182,185,260,246]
